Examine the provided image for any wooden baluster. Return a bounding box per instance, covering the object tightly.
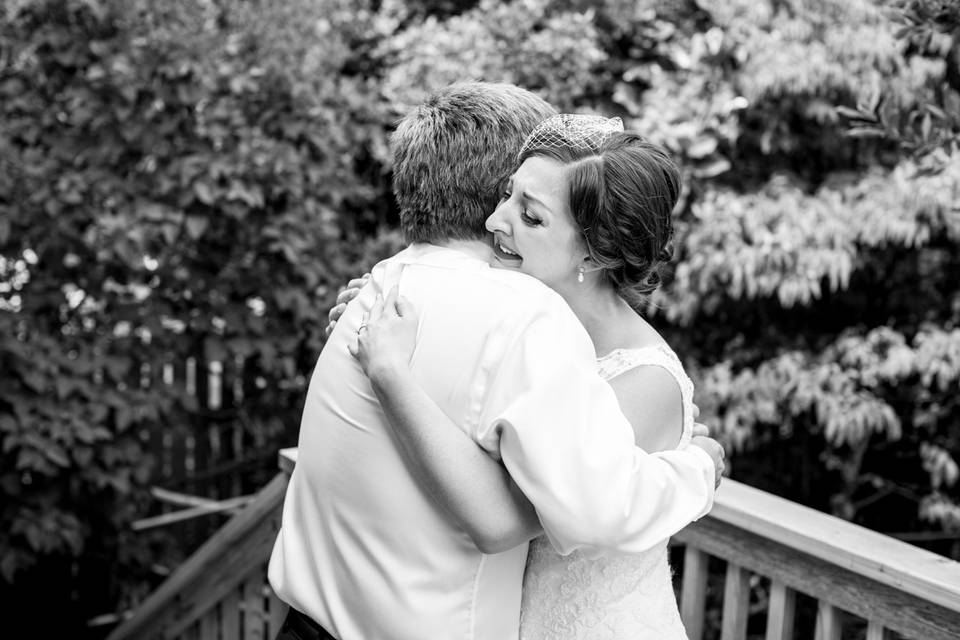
[866,620,887,640]
[721,562,750,640]
[180,620,199,640]
[681,546,709,639]
[198,605,217,640]
[242,573,267,640]
[221,583,242,640]
[765,580,796,640]
[815,601,841,640]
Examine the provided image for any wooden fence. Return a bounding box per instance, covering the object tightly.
[131,356,292,543]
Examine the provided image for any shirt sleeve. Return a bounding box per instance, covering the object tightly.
[472,300,716,556]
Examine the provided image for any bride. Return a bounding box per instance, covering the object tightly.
[343,114,699,638]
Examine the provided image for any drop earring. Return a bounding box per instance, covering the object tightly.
[577,266,585,283]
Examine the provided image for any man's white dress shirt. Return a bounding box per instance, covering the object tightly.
[268,244,715,640]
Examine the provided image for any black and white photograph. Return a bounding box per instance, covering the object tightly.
[1,1,959,638]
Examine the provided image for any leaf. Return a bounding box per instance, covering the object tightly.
[693,158,731,178]
[687,137,718,160]
[185,215,209,239]
[115,406,134,432]
[844,128,886,139]
[162,223,179,245]
[836,105,873,122]
[20,369,46,393]
[104,356,132,382]
[193,181,215,205]
[55,377,74,400]
[0,414,17,433]
[44,445,70,468]
[72,446,94,467]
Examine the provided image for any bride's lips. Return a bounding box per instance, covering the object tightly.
[492,235,522,265]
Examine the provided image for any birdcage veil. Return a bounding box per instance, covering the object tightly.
[517,114,624,161]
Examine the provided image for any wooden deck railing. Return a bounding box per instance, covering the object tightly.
[673,480,960,639]
[109,448,960,640]
[106,470,290,640]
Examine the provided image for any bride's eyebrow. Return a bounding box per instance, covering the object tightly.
[521,190,550,211]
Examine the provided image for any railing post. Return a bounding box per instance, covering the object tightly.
[198,606,217,640]
[765,580,795,640]
[681,546,709,639]
[866,620,887,640]
[814,602,841,640]
[721,563,750,640]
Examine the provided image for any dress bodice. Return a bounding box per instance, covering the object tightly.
[595,345,695,450]
[519,345,694,640]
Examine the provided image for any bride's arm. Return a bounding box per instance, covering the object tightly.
[351,287,542,553]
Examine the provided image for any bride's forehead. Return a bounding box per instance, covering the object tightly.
[513,156,567,190]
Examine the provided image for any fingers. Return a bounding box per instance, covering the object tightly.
[351,311,369,359]
[328,302,346,323]
[384,285,400,316]
[691,403,701,420]
[346,276,368,290]
[690,435,725,488]
[692,422,709,438]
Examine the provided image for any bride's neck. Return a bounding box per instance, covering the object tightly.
[561,282,635,357]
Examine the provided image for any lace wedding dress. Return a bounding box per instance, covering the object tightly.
[519,346,695,640]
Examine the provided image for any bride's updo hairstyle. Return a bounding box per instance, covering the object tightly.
[517,115,680,308]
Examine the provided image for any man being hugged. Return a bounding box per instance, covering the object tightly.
[269,82,723,640]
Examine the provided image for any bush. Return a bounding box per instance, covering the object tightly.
[0,0,398,632]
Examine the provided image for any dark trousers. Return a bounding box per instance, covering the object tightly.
[275,608,339,640]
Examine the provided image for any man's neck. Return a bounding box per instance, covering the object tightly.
[432,237,494,262]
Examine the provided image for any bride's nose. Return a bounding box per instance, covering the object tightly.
[485,204,510,235]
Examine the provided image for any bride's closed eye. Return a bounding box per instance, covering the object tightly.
[520,210,543,227]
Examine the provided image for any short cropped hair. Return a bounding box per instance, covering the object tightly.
[519,132,681,308]
[391,82,557,244]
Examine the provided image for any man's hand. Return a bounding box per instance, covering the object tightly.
[690,435,725,489]
[326,273,370,337]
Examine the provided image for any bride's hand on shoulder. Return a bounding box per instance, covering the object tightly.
[349,285,419,382]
